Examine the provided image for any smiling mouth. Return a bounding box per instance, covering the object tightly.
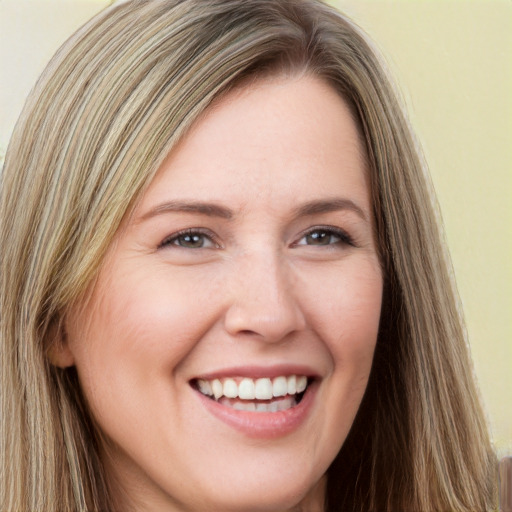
[192,375,310,413]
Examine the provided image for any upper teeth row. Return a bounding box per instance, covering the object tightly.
[197,375,308,401]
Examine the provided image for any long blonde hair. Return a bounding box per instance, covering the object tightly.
[0,1,497,510]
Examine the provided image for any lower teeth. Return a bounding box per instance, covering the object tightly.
[217,394,301,412]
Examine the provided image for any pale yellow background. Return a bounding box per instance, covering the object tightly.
[1,0,510,457]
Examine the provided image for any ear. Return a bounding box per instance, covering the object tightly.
[46,317,75,368]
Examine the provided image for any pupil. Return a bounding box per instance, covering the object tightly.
[181,234,203,248]
[307,231,329,245]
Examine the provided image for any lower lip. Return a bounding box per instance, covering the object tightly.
[194,384,317,439]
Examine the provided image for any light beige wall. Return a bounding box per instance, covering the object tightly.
[1,0,510,456]
[0,1,108,148]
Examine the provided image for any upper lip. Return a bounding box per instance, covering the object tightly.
[191,364,320,381]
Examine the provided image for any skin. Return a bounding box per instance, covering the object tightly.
[55,74,383,511]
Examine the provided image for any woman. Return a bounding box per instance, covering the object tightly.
[0,0,497,510]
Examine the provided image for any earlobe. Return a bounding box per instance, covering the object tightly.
[46,319,75,368]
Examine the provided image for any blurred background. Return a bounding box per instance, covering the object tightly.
[1,0,510,458]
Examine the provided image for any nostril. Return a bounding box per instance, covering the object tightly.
[238,329,259,336]
[223,301,306,343]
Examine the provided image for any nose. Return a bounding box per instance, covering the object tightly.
[223,250,306,343]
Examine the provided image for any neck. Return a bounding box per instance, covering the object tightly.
[292,475,326,512]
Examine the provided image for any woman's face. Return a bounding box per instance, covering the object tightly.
[61,75,383,511]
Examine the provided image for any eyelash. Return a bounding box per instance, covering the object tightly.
[295,225,355,248]
[158,226,354,250]
[158,228,219,249]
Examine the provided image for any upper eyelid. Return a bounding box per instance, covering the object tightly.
[299,225,348,235]
[294,225,354,242]
[159,228,220,248]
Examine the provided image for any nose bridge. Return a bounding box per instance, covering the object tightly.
[223,247,306,341]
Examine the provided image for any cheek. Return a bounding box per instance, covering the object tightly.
[303,257,382,355]
[64,266,220,424]
[332,269,382,387]
[303,258,382,427]
[68,266,214,365]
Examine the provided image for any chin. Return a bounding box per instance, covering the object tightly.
[182,458,327,512]
[201,478,323,512]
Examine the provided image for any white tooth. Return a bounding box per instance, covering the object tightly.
[277,397,294,411]
[223,379,238,398]
[272,376,288,397]
[254,378,273,399]
[238,378,255,399]
[256,403,269,412]
[212,379,223,400]
[269,401,279,412]
[287,375,296,395]
[296,375,308,393]
[197,379,213,396]
[233,402,246,411]
[243,402,256,412]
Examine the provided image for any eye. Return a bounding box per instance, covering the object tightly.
[295,226,354,247]
[159,229,217,249]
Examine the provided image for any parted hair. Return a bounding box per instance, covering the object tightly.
[0,1,497,510]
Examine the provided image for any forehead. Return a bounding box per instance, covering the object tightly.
[136,74,369,216]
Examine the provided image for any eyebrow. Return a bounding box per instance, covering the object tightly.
[137,201,233,223]
[293,198,368,221]
[137,197,367,223]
